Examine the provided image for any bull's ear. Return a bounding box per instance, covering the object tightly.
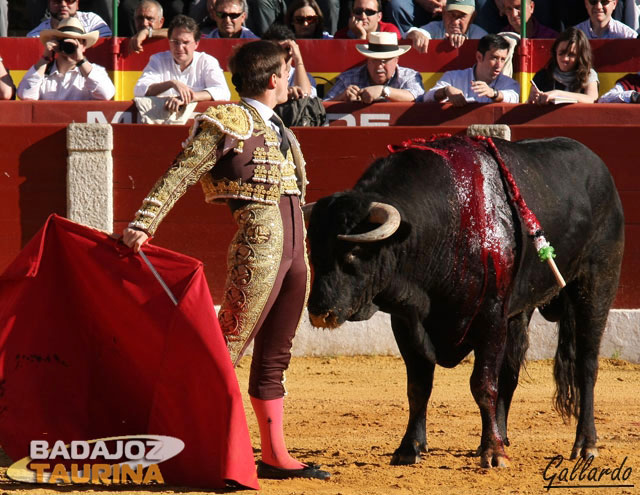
[302,202,315,223]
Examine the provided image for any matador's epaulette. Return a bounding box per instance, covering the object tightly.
[129,104,254,235]
[183,104,254,147]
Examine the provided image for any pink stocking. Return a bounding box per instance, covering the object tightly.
[250,396,306,469]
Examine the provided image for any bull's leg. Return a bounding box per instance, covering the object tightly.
[470,315,510,468]
[390,314,435,465]
[556,279,613,460]
[496,311,530,447]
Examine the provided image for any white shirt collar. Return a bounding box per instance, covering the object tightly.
[242,97,275,123]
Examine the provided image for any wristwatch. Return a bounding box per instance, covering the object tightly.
[381,86,391,100]
[490,88,499,100]
[76,58,87,68]
[147,26,153,38]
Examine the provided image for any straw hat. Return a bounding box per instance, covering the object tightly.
[356,32,411,60]
[40,17,100,48]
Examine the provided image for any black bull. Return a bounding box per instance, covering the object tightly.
[306,136,624,468]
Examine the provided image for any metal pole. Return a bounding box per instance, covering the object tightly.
[111,0,121,100]
[113,0,118,37]
[518,0,528,102]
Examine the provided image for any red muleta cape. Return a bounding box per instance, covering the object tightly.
[0,215,259,490]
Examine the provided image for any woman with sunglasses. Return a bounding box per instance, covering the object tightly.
[284,0,332,39]
[528,27,599,104]
[574,0,637,38]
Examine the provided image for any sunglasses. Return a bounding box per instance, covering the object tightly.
[215,11,243,19]
[587,0,612,5]
[294,15,319,24]
[51,0,77,4]
[353,7,378,16]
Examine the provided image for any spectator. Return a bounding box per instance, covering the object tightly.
[244,0,286,37]
[334,0,401,40]
[474,0,509,33]
[317,0,340,35]
[285,0,333,39]
[0,54,15,100]
[575,0,637,39]
[262,24,318,98]
[423,33,519,106]
[405,0,488,54]
[599,71,640,103]
[529,27,598,104]
[384,0,445,36]
[202,0,258,38]
[27,0,112,38]
[325,31,424,102]
[502,0,558,37]
[128,0,169,54]
[17,18,115,101]
[134,15,230,112]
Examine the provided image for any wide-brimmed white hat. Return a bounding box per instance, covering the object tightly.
[356,32,411,59]
[40,17,100,48]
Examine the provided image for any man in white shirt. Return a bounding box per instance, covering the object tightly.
[18,17,115,101]
[423,34,520,106]
[405,0,488,53]
[134,14,231,113]
[28,0,112,38]
[575,0,637,39]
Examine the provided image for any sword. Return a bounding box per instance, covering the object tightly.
[138,249,178,306]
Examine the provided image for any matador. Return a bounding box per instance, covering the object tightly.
[122,40,330,480]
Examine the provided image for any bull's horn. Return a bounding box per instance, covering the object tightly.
[302,202,315,222]
[338,202,401,243]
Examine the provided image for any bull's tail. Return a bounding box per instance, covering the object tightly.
[553,298,580,422]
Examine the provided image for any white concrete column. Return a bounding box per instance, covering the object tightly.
[467,124,512,141]
[66,123,113,232]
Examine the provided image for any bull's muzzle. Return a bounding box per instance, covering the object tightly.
[309,311,342,329]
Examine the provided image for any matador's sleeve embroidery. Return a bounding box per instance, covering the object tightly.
[129,104,253,235]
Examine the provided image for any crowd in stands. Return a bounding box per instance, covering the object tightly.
[2,0,640,109]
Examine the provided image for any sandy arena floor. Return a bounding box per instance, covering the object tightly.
[0,356,638,495]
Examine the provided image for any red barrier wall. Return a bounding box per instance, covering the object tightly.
[0,125,68,272]
[1,124,638,308]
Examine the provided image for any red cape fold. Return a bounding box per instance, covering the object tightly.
[0,215,259,490]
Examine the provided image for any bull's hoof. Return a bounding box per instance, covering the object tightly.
[390,442,427,465]
[390,452,421,465]
[480,451,510,468]
[570,446,598,460]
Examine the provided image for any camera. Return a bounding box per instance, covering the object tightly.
[58,40,77,55]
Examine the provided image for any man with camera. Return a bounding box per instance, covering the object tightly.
[17,17,115,101]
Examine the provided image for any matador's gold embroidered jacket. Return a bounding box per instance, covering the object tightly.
[128,102,308,236]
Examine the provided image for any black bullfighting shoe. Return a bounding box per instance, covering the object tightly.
[256,461,331,480]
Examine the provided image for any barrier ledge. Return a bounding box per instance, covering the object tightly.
[4,101,640,127]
